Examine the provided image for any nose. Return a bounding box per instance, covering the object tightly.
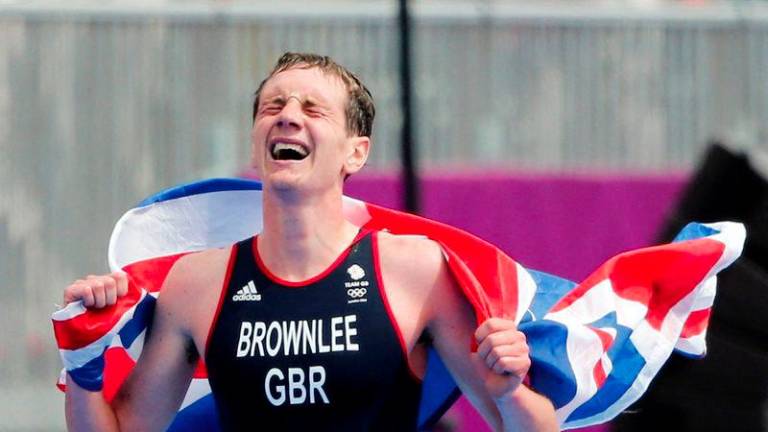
[276,97,302,130]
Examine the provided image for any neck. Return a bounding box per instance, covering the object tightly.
[258,186,360,282]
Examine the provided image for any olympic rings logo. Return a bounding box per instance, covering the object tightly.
[347,288,367,298]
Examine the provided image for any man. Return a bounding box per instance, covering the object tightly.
[63,52,557,431]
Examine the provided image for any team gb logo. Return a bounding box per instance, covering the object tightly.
[347,264,365,281]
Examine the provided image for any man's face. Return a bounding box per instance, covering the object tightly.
[251,67,369,194]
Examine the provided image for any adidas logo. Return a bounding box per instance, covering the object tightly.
[233,280,262,302]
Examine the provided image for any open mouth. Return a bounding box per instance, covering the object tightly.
[270,142,310,161]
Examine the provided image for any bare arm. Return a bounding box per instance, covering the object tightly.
[395,238,558,431]
[63,251,223,431]
[65,304,196,431]
[469,319,558,431]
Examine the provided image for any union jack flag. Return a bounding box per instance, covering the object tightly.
[52,178,745,430]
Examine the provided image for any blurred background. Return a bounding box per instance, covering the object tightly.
[1,0,767,430]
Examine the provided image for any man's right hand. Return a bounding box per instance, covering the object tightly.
[56,272,134,393]
[63,272,130,308]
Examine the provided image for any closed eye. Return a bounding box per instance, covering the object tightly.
[258,96,286,116]
[259,103,283,115]
[304,107,324,117]
[302,101,326,117]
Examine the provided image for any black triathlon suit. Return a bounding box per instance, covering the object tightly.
[205,231,423,431]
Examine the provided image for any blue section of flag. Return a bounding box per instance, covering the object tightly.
[138,178,261,207]
[418,348,461,430]
[674,222,719,242]
[522,320,576,409]
[118,294,156,348]
[567,312,645,422]
[167,394,222,432]
[527,270,576,320]
[68,348,107,391]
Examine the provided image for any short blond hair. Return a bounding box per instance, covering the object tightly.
[252,52,375,137]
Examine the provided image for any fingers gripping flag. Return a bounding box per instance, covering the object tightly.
[52,178,745,430]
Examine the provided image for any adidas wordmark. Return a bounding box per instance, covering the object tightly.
[233,280,262,302]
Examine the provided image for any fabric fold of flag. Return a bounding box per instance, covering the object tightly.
[52,178,745,430]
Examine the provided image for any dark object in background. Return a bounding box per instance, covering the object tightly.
[614,142,768,432]
[658,143,768,271]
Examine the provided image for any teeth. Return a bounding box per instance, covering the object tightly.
[271,142,308,158]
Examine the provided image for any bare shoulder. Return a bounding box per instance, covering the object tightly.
[376,232,445,280]
[377,231,474,324]
[378,232,444,273]
[161,247,231,292]
[156,246,234,327]
[375,231,454,304]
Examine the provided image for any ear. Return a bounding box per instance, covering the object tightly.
[343,136,370,176]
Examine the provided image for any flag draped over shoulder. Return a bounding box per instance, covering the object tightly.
[52,178,745,430]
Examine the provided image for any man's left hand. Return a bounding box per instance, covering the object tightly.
[473,318,531,400]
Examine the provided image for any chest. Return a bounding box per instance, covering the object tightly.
[204,235,419,413]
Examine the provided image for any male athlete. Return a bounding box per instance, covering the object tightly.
[63,53,557,431]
